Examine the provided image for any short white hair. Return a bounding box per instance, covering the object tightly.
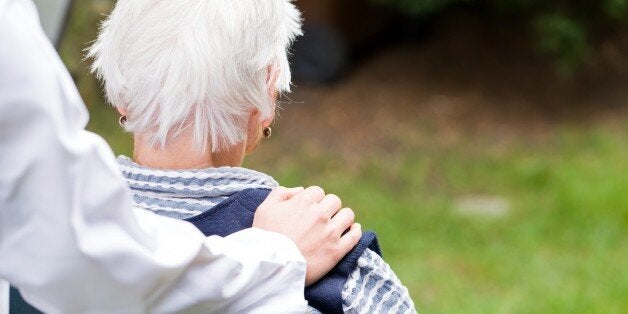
[88,0,302,152]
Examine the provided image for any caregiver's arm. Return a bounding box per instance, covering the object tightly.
[0,1,357,313]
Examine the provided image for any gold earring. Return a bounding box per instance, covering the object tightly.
[262,126,272,139]
[119,115,127,127]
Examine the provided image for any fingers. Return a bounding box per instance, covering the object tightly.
[330,207,355,234]
[280,186,306,199]
[264,186,304,203]
[318,194,342,217]
[338,223,362,254]
[292,186,325,204]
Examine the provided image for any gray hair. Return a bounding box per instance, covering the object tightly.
[87,0,302,151]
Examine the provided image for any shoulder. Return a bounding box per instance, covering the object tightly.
[232,188,272,212]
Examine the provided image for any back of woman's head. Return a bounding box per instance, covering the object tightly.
[88,0,302,152]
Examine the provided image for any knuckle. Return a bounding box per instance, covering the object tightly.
[356,222,363,232]
[296,192,314,205]
[327,193,341,206]
[308,186,325,198]
[310,185,324,193]
[319,199,340,214]
[344,208,355,221]
[301,194,315,204]
[325,226,336,239]
[316,211,330,224]
[352,229,361,241]
[352,232,362,243]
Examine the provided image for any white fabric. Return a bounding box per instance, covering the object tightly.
[0,280,8,314]
[0,1,307,313]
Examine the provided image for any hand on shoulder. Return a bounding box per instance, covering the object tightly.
[253,186,362,285]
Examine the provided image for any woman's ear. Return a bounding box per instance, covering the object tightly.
[261,111,275,128]
[116,106,128,117]
[264,65,278,127]
[266,65,279,102]
[249,107,274,129]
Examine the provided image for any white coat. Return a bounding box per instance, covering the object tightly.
[0,1,307,312]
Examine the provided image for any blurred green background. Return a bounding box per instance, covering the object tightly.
[53,0,627,313]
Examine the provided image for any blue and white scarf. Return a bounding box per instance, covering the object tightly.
[117,156,278,219]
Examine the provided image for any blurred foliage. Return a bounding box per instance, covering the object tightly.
[533,13,588,75]
[371,0,628,74]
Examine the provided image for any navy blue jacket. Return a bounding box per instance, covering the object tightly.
[186,188,381,314]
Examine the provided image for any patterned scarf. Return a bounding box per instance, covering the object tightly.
[117,156,279,219]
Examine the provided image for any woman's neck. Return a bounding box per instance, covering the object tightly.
[133,129,245,170]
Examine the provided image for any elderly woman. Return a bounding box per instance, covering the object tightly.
[88,0,415,313]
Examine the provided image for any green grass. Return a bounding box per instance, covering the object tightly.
[59,1,628,313]
[251,130,627,313]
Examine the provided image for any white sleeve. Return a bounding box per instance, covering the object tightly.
[0,1,307,313]
[0,280,8,314]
